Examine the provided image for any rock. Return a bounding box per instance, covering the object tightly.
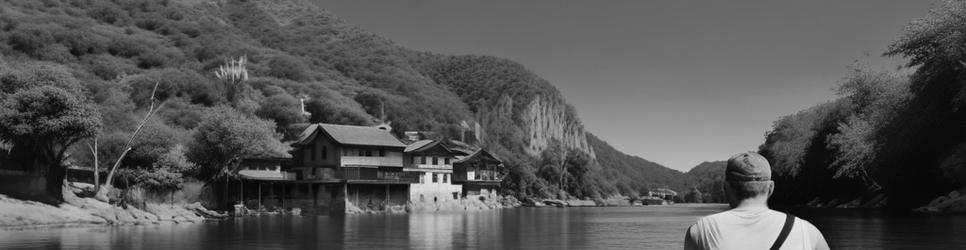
[915,206,941,214]
[949,190,961,199]
[860,193,888,208]
[543,199,566,207]
[566,199,597,207]
[928,196,948,207]
[806,198,822,208]
[837,198,861,208]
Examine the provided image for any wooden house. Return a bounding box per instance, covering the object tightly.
[403,140,462,202]
[452,149,504,198]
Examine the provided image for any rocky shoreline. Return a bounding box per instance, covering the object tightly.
[915,189,966,214]
[0,186,226,229]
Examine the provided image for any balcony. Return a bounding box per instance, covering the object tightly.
[452,170,502,186]
[299,167,419,184]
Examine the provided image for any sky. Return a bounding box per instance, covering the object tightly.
[315,0,937,171]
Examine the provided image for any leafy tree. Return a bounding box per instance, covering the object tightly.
[188,106,288,180]
[0,77,100,202]
[256,93,306,130]
[684,188,704,203]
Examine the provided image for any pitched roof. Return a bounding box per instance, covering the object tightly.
[404,139,458,155]
[294,123,406,148]
[404,140,436,152]
[454,149,503,165]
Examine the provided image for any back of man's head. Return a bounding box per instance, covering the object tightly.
[725,152,774,205]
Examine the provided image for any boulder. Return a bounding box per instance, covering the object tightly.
[543,199,566,207]
[949,190,961,199]
[566,199,597,207]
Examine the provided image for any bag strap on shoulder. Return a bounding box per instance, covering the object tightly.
[770,213,796,250]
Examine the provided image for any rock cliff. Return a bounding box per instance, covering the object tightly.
[522,96,595,159]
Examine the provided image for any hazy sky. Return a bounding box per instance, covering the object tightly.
[316,0,937,171]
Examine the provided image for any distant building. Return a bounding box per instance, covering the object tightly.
[404,140,462,203]
[453,149,504,198]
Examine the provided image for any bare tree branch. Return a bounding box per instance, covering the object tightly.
[96,80,163,202]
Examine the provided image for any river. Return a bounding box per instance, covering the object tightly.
[1,204,964,249]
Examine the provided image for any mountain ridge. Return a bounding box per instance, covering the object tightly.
[0,0,695,199]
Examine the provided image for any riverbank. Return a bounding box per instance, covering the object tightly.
[0,185,225,229]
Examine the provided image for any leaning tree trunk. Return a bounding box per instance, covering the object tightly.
[94,81,161,203]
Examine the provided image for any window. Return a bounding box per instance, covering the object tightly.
[379,149,386,157]
[357,149,364,156]
[310,144,317,161]
[444,158,450,164]
[443,174,448,183]
[420,156,427,164]
[365,150,373,157]
[432,157,438,165]
[432,173,438,183]
[321,146,327,160]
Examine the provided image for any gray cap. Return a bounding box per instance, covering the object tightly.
[725,152,771,182]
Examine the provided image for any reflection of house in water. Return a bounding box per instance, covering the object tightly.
[222,122,505,214]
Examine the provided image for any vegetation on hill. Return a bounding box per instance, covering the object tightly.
[685,161,726,203]
[0,0,692,202]
[759,0,966,209]
[587,134,692,198]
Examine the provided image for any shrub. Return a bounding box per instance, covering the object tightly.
[53,29,107,56]
[7,25,54,55]
[136,50,168,68]
[88,4,126,24]
[256,93,306,130]
[81,54,139,80]
[125,68,222,107]
[158,101,207,130]
[108,38,147,58]
[265,55,311,81]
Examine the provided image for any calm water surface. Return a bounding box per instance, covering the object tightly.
[1,204,964,249]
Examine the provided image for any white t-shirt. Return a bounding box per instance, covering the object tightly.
[684,208,829,250]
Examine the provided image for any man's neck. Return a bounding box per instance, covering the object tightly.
[731,197,770,211]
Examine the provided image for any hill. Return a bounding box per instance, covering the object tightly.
[685,161,727,203]
[0,0,690,200]
[588,134,692,197]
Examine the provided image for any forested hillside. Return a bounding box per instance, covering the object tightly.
[588,134,692,197]
[685,161,726,203]
[759,0,966,210]
[0,0,692,201]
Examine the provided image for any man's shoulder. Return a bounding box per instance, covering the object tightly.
[690,210,738,230]
[793,216,821,233]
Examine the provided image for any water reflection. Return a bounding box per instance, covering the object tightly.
[2,205,964,249]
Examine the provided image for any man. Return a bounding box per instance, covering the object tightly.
[684,152,830,250]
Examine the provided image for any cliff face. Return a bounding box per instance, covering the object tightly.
[522,96,595,159]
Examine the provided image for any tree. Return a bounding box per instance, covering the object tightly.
[95,81,163,202]
[684,188,704,203]
[256,93,306,130]
[136,145,198,195]
[188,106,288,180]
[0,85,101,202]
